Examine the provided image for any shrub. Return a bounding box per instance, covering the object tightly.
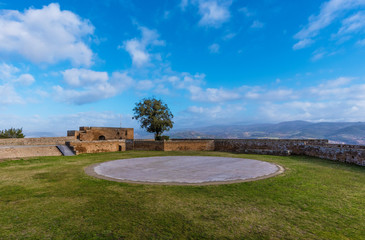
[0,128,25,138]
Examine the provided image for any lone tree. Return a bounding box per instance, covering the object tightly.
[0,128,25,138]
[133,98,174,139]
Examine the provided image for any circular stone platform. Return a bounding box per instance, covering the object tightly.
[85,156,283,185]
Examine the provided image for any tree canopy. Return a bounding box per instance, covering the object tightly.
[133,98,174,139]
[0,128,25,138]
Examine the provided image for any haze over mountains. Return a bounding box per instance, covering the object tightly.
[167,121,365,145]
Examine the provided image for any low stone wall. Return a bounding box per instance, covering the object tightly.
[301,144,365,166]
[133,140,164,151]
[214,139,329,155]
[165,140,214,151]
[0,137,74,146]
[66,140,126,155]
[0,146,62,159]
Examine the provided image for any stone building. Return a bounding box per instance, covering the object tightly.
[68,127,134,141]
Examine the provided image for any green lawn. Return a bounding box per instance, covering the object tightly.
[1,151,365,239]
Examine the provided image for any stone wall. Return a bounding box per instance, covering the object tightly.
[0,146,62,159]
[66,140,126,155]
[214,139,328,155]
[300,144,365,166]
[0,137,74,146]
[133,140,164,151]
[164,140,214,151]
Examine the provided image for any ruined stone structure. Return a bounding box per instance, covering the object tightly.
[69,127,134,141]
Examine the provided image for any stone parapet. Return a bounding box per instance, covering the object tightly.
[0,146,62,159]
[0,137,74,146]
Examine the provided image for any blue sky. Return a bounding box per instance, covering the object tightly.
[1,0,365,136]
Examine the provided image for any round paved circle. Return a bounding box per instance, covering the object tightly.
[86,156,283,185]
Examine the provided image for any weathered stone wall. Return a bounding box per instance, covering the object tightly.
[164,140,214,151]
[133,140,164,151]
[300,144,365,166]
[66,140,126,155]
[214,139,329,155]
[0,146,62,159]
[0,137,74,146]
[74,127,134,141]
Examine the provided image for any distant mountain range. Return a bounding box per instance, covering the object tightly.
[167,121,365,145]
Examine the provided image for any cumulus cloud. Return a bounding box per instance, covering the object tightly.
[62,68,108,87]
[122,26,165,67]
[0,84,23,104]
[189,86,241,102]
[0,3,94,66]
[0,63,34,104]
[15,74,35,86]
[54,69,135,105]
[197,0,232,27]
[293,0,365,49]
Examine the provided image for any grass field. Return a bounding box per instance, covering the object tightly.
[1,151,365,239]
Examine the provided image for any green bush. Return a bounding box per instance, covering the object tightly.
[0,128,25,138]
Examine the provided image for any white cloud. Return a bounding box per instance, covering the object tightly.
[197,0,232,27]
[209,43,220,53]
[0,63,34,104]
[187,105,224,118]
[62,68,108,87]
[244,88,295,101]
[136,80,154,91]
[250,20,264,29]
[15,74,35,86]
[337,11,365,35]
[293,38,314,50]
[0,84,23,104]
[122,26,165,67]
[53,84,116,105]
[166,72,206,89]
[189,86,241,102]
[54,69,135,105]
[293,0,365,49]
[0,63,19,80]
[0,3,94,66]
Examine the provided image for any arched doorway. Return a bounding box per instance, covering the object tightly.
[98,135,106,140]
